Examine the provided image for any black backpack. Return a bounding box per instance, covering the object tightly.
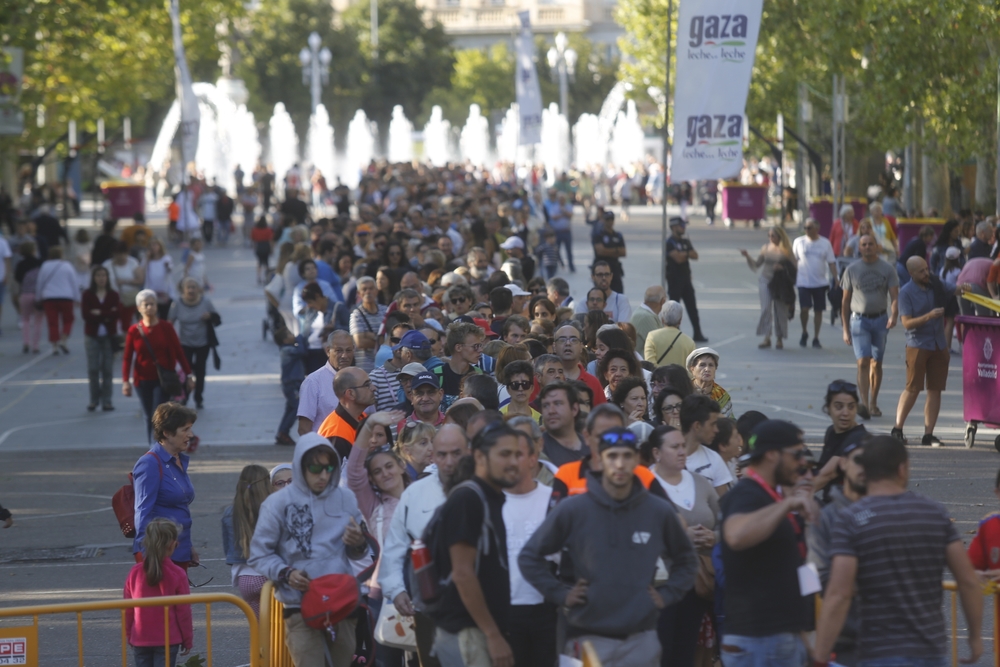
[418,480,506,613]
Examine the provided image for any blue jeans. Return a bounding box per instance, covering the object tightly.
[850,312,889,362]
[133,644,180,667]
[136,379,165,444]
[720,633,807,667]
[554,228,574,271]
[277,382,300,436]
[858,657,947,667]
[84,335,114,407]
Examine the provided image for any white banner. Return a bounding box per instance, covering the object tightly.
[671,0,763,181]
[170,0,200,184]
[515,11,543,146]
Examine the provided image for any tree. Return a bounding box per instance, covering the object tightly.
[341,0,454,142]
[422,44,515,128]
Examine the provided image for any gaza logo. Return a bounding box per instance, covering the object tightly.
[686,14,750,62]
[685,114,743,148]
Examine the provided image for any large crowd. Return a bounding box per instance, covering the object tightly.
[2,161,1000,667]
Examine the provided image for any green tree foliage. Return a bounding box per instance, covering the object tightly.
[1,0,242,146]
[342,0,454,138]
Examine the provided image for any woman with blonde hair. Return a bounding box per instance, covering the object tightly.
[740,227,795,349]
[222,464,271,616]
[396,420,436,480]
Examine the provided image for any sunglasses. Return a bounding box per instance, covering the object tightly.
[828,380,858,395]
[390,336,402,344]
[187,563,215,588]
[507,380,532,391]
[365,444,395,465]
[452,296,468,304]
[785,448,807,460]
[599,430,638,448]
[306,464,336,474]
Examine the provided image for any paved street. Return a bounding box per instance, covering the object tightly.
[0,205,997,664]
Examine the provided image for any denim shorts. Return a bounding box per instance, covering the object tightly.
[850,312,889,362]
[721,633,807,667]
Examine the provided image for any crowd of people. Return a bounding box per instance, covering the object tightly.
[2,160,1000,667]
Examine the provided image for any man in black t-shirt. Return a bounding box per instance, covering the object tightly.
[665,217,707,342]
[720,420,818,666]
[428,423,522,667]
[592,211,627,293]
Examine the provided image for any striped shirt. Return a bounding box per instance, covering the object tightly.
[350,303,387,371]
[370,361,402,413]
[829,490,960,660]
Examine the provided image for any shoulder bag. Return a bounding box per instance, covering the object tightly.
[655,331,684,365]
[136,323,184,396]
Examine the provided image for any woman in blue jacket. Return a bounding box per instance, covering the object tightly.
[132,402,199,568]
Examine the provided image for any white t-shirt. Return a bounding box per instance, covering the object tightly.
[685,445,733,489]
[0,236,11,282]
[503,482,553,606]
[653,469,696,511]
[792,235,836,288]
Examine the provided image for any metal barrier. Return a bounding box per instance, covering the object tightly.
[942,580,1000,667]
[0,593,259,667]
[259,581,291,667]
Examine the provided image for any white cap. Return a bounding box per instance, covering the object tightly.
[686,346,720,368]
[504,283,532,297]
[945,246,961,260]
[500,236,525,251]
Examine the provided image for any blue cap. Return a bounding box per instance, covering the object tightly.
[393,330,431,352]
[410,371,440,390]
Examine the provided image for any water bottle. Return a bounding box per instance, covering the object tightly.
[410,539,438,601]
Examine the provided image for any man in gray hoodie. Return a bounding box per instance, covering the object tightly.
[249,432,369,666]
[519,426,697,667]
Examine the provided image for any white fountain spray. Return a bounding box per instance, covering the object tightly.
[611,100,644,172]
[573,113,604,170]
[540,102,570,181]
[307,104,336,185]
[423,105,452,167]
[388,105,414,164]
[460,104,490,168]
[497,103,520,165]
[268,102,299,190]
[344,109,377,188]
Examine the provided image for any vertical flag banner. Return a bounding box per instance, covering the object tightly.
[515,11,543,146]
[170,0,200,183]
[671,0,764,180]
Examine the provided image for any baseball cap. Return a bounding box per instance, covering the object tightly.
[596,427,640,453]
[410,371,440,391]
[686,346,720,369]
[504,283,531,297]
[945,246,961,260]
[398,362,428,378]
[741,419,804,462]
[393,330,431,352]
[500,236,525,251]
[356,223,372,234]
[669,216,686,227]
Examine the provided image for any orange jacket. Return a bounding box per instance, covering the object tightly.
[552,457,657,502]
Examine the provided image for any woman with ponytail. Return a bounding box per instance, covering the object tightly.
[221,464,272,616]
[124,518,193,667]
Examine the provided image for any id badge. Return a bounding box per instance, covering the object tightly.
[798,563,821,596]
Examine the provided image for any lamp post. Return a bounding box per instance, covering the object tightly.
[546,32,577,119]
[299,32,331,115]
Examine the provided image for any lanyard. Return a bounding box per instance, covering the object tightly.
[744,469,806,559]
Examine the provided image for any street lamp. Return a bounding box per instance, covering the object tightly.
[299,31,331,114]
[547,32,577,118]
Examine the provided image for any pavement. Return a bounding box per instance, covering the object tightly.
[0,203,997,664]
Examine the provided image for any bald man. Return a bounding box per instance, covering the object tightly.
[631,285,667,351]
[892,257,971,447]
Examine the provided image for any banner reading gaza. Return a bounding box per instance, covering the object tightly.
[670,0,764,181]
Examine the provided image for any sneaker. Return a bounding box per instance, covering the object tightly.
[275,433,295,446]
[921,433,942,447]
[891,427,907,443]
[812,338,822,349]
[102,404,115,411]
[857,404,871,420]
[799,332,808,347]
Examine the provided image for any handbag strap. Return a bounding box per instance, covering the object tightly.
[656,331,684,366]
[136,322,169,374]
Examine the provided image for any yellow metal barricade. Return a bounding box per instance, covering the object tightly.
[259,581,292,667]
[0,593,259,667]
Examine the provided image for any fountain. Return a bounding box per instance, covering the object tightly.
[573,113,604,170]
[343,109,377,188]
[148,81,261,192]
[540,103,570,180]
[460,104,490,168]
[268,103,299,189]
[388,105,414,164]
[307,104,336,186]
[497,104,520,165]
[611,99,644,171]
[422,105,452,167]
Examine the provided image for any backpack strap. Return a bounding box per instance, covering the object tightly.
[453,480,507,571]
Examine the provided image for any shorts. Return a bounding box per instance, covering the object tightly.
[905,347,949,392]
[850,312,889,362]
[798,286,828,311]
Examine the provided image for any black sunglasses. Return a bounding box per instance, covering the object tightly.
[507,380,532,391]
[187,563,215,588]
[390,336,402,344]
[828,380,858,395]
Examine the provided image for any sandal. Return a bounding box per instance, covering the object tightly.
[870,406,882,417]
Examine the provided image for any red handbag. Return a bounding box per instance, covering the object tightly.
[112,452,161,538]
[301,574,361,633]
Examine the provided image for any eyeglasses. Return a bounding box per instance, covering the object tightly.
[827,380,858,395]
[594,272,612,279]
[556,336,581,345]
[187,563,215,588]
[272,478,292,488]
[507,380,532,391]
[461,342,483,351]
[306,464,336,474]
[347,380,372,391]
[661,403,682,414]
[598,430,638,448]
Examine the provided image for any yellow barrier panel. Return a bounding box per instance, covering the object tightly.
[0,593,259,667]
[260,581,293,667]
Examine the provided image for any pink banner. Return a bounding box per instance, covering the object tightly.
[722,185,766,221]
